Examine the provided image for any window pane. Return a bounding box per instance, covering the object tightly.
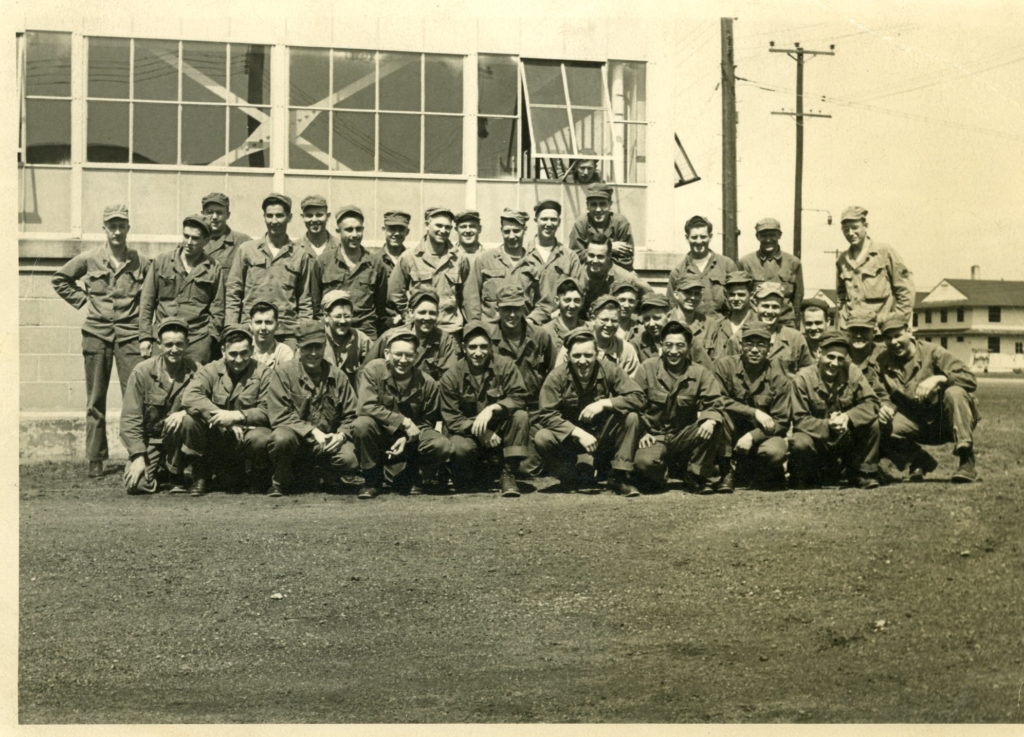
[26,31,71,97]
[478,54,517,116]
[564,63,603,107]
[181,105,226,164]
[182,41,226,103]
[133,102,178,164]
[619,122,646,183]
[379,52,420,112]
[25,99,70,164]
[229,106,270,167]
[231,44,271,104]
[134,39,179,101]
[379,113,419,172]
[572,107,609,156]
[333,50,375,110]
[530,107,573,154]
[424,115,461,174]
[610,60,646,121]
[290,47,329,106]
[424,55,462,113]
[88,37,130,98]
[289,109,328,170]
[87,100,129,162]
[332,111,374,171]
[523,61,564,105]
[478,117,517,178]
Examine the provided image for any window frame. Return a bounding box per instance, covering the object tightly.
[20,30,73,167]
[989,306,1002,323]
[988,336,1001,353]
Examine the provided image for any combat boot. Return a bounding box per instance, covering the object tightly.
[951,445,977,483]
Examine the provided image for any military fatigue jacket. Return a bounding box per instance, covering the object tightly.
[317,243,389,335]
[630,330,662,362]
[528,238,585,324]
[712,355,792,443]
[364,326,459,382]
[665,309,720,369]
[357,358,441,433]
[542,315,584,350]
[373,245,406,279]
[849,342,884,396]
[875,340,977,420]
[767,325,813,375]
[324,328,373,388]
[702,313,749,365]
[492,323,557,409]
[738,249,804,325]
[296,232,338,262]
[835,238,914,328]
[225,237,316,337]
[439,355,529,437]
[463,247,542,322]
[536,358,644,442]
[387,241,469,333]
[204,227,251,271]
[139,246,225,344]
[182,358,271,426]
[555,336,640,377]
[790,363,879,440]
[567,213,634,253]
[579,264,653,317]
[52,246,150,343]
[120,355,199,457]
[265,357,357,437]
[634,356,725,439]
[666,251,738,316]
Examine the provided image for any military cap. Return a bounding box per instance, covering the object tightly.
[156,317,189,338]
[220,324,253,345]
[755,217,783,233]
[754,281,786,300]
[424,206,455,221]
[741,321,773,342]
[383,210,412,226]
[409,288,441,309]
[818,329,851,352]
[684,214,712,232]
[725,270,754,287]
[533,199,562,215]
[676,274,705,292]
[801,297,832,317]
[296,318,327,348]
[262,193,292,212]
[563,326,597,349]
[249,300,277,317]
[300,194,328,210]
[499,208,530,226]
[182,213,211,236]
[201,192,229,208]
[845,314,876,331]
[382,326,420,348]
[660,319,693,342]
[335,204,364,223]
[879,315,910,334]
[321,288,354,313]
[461,320,494,343]
[840,205,868,222]
[584,183,613,201]
[610,281,639,296]
[453,209,480,224]
[555,276,583,295]
[102,203,129,222]
[589,294,621,317]
[496,284,528,308]
[638,292,670,312]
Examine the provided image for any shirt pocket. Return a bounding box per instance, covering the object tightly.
[189,272,220,304]
[86,270,113,296]
[860,261,891,301]
[157,274,178,303]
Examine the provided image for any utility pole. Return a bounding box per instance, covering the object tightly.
[721,18,738,260]
[770,41,834,259]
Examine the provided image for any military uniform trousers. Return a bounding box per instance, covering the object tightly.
[634,421,725,484]
[128,424,187,493]
[268,427,358,489]
[789,420,880,483]
[84,333,142,461]
[448,409,530,488]
[179,415,272,482]
[351,416,452,484]
[534,410,640,480]
[887,385,979,451]
[720,415,788,479]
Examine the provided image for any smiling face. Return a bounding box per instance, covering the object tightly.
[568,339,597,375]
[337,216,364,248]
[848,326,874,351]
[557,289,583,321]
[755,228,782,254]
[802,307,827,340]
[676,286,703,313]
[384,223,409,248]
[585,242,612,277]
[456,220,480,248]
[641,307,669,338]
[410,299,439,334]
[299,341,325,371]
[614,290,638,317]
[586,198,611,225]
[661,330,690,369]
[464,334,492,370]
[425,214,454,247]
[841,219,868,249]
[325,302,353,339]
[686,225,711,258]
[250,308,277,344]
[385,339,417,377]
[755,296,783,327]
[740,335,770,367]
[818,345,849,382]
[593,306,620,340]
[222,337,253,375]
[301,206,329,236]
[726,284,751,313]
[535,208,560,240]
[263,203,291,238]
[158,329,188,366]
[883,325,914,358]
[498,304,525,332]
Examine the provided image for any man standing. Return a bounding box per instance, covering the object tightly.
[835,206,915,330]
[377,210,411,280]
[667,275,718,368]
[364,289,459,382]
[703,270,755,365]
[753,282,812,375]
[542,276,586,348]
[225,193,316,349]
[321,290,373,387]
[295,194,337,260]
[800,298,833,360]
[527,199,584,325]
[567,184,635,269]
[180,324,273,495]
[139,213,224,365]
[52,203,150,477]
[201,192,251,271]
[739,217,804,327]
[464,208,540,322]
[120,318,198,494]
[317,204,388,338]
[440,321,531,497]
[453,209,486,265]
[666,215,737,316]
[265,319,360,497]
[249,301,295,369]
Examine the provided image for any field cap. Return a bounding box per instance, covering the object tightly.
[610,281,639,297]
[500,208,529,226]
[660,320,693,342]
[819,329,851,352]
[262,193,292,212]
[103,203,129,222]
[321,289,354,313]
[801,298,832,316]
[454,209,480,224]
[408,289,440,310]
[725,270,754,287]
[638,292,670,312]
[335,205,364,223]
[156,317,189,338]
[563,326,597,349]
[496,284,528,308]
[741,321,772,342]
[201,192,229,208]
[461,320,494,343]
[584,183,613,202]
[383,210,411,226]
[754,281,786,300]
[589,294,621,317]
[296,318,327,347]
[684,214,712,232]
[382,326,420,348]
[249,300,277,317]
[220,324,253,345]
[556,276,583,295]
[755,217,783,234]
[424,206,455,221]
[182,213,211,236]
[676,274,704,292]
[533,199,562,215]
[840,205,868,222]
[300,194,328,210]
[879,315,910,334]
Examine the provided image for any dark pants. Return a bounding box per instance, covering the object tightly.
[449,409,530,488]
[180,414,272,483]
[83,334,141,461]
[722,415,788,481]
[268,426,358,490]
[352,416,452,484]
[888,386,979,451]
[124,425,186,492]
[790,419,880,482]
[634,420,725,485]
[534,410,639,481]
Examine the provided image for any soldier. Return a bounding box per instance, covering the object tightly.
[738,217,804,327]
[321,289,372,387]
[180,324,273,495]
[753,282,813,375]
[535,327,643,496]
[564,149,603,185]
[387,207,469,334]
[120,318,198,494]
[713,322,792,490]
[845,310,883,391]
[352,327,453,498]
[835,205,915,330]
[567,184,635,269]
[633,321,728,494]
[556,294,640,376]
[541,276,586,348]
[225,193,317,349]
[249,301,295,369]
[317,204,388,338]
[527,199,584,325]
[611,281,641,341]
[440,321,531,497]
[453,209,485,265]
[464,208,540,322]
[201,192,251,272]
[265,319,360,497]
[577,233,652,317]
[295,194,337,260]
[702,270,754,366]
[52,203,150,477]
[666,215,737,316]
[378,210,411,281]
[800,297,833,360]
[139,213,224,365]
[789,329,881,489]
[364,289,458,382]
[630,292,671,362]
[875,316,979,483]
[667,274,719,368]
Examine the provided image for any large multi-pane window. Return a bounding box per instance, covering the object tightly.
[288,48,463,175]
[21,31,72,165]
[86,37,271,166]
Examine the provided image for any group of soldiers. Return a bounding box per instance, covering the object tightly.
[51,184,980,498]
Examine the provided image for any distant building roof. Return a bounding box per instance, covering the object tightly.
[919,279,1024,308]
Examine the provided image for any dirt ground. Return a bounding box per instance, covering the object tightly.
[18,379,1024,723]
